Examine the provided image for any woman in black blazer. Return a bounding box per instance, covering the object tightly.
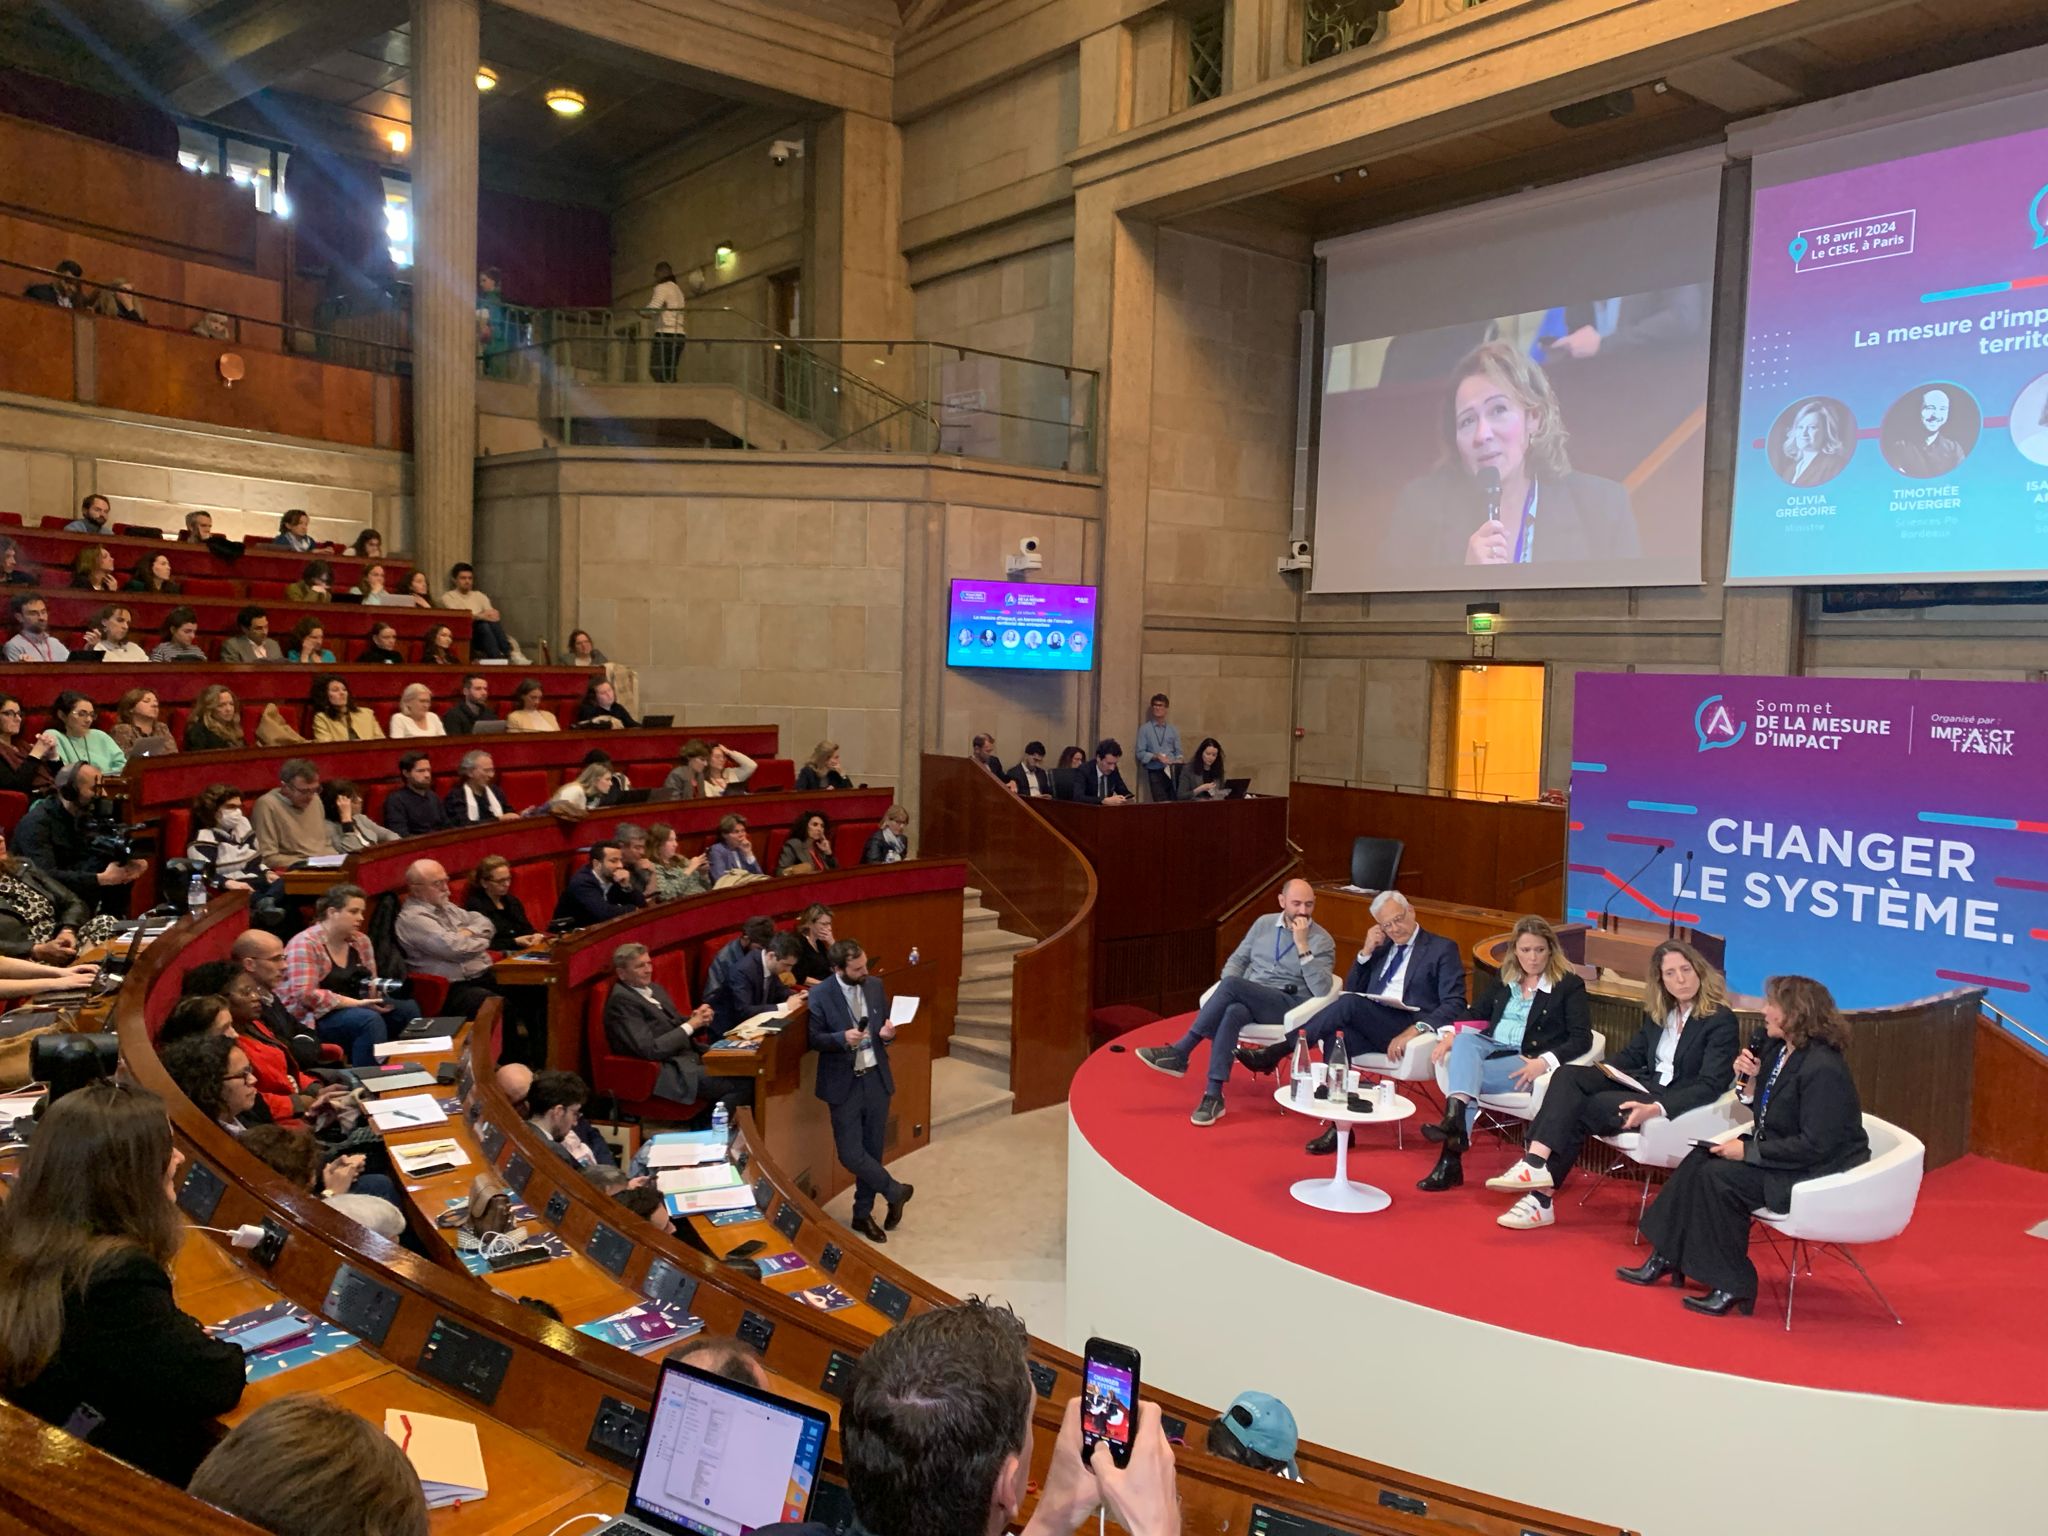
[1484,939,1739,1230]
[0,1080,245,1484]
[1418,914,1591,1192]
[1622,974,1870,1315]
[794,740,852,792]
[791,903,835,985]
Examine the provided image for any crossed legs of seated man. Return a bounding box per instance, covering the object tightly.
[1136,976,1296,1126]
[1480,1064,1663,1230]
[1237,995,1422,1154]
[1415,1029,1545,1193]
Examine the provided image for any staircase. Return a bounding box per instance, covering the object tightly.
[930,887,1031,1135]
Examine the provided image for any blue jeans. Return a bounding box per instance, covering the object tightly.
[470,618,514,659]
[1443,1029,1532,1131]
[1170,976,1297,1094]
[316,1001,421,1066]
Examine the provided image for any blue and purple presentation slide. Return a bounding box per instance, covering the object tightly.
[1729,120,2048,582]
[945,579,1097,673]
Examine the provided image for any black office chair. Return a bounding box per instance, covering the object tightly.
[1349,836,1404,892]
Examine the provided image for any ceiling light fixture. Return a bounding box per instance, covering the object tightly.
[713,241,736,266]
[545,87,586,117]
[386,127,409,154]
[475,65,498,92]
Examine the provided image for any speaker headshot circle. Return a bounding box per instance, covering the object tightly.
[2010,370,2048,468]
[1766,396,1855,488]
[1881,381,1979,479]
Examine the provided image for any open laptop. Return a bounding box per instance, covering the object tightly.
[1223,777,1253,799]
[595,1356,831,1536]
[641,713,676,728]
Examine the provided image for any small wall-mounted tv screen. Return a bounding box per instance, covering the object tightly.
[945,579,1097,673]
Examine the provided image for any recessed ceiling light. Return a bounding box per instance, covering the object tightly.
[475,65,498,92]
[545,87,586,117]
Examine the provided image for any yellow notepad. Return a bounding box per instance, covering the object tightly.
[384,1409,487,1508]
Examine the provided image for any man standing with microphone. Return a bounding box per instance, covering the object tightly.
[809,939,913,1244]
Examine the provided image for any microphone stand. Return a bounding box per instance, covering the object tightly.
[1667,850,1693,940]
[1599,842,1668,933]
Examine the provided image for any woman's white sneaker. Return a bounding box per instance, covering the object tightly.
[1498,1194,1555,1230]
[1484,1160,1554,1193]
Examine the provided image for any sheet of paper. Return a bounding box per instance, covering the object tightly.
[888,995,919,1026]
[384,1410,486,1508]
[655,1163,742,1195]
[361,1070,436,1093]
[300,853,347,869]
[1368,993,1419,1012]
[664,1184,758,1216]
[372,1037,456,1059]
[643,1141,730,1169]
[391,1139,470,1176]
[366,1093,449,1130]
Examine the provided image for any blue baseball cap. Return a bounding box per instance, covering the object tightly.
[1221,1391,1298,1469]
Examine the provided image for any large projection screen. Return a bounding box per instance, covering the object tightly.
[1312,154,1721,594]
[1727,65,2048,584]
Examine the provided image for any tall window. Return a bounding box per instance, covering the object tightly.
[177,121,292,217]
[381,175,413,269]
[1301,0,1393,65]
[1186,3,1226,105]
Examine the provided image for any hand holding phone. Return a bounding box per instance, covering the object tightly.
[1080,1336,1140,1470]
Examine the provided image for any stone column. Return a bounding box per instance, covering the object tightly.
[409,0,480,586]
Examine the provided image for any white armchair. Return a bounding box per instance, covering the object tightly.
[1207,973,1344,1050]
[1580,1091,1752,1239]
[1435,1029,1606,1139]
[1750,1114,1924,1330]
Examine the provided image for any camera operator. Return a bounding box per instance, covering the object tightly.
[13,763,148,916]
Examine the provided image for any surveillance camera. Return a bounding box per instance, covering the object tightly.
[1019,537,1041,555]
[769,139,804,166]
[1006,536,1044,577]
[1277,539,1313,574]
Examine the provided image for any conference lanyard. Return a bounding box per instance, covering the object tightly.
[1513,483,1540,563]
[1759,1049,1789,1118]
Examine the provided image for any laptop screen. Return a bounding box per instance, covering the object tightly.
[628,1358,830,1536]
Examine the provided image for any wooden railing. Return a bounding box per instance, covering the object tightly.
[1289,780,1568,917]
[918,753,1096,1112]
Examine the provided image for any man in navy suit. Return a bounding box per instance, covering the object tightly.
[1071,738,1133,805]
[808,939,912,1244]
[703,916,798,1043]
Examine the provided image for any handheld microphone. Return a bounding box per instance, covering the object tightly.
[1738,1023,1769,1094]
[1598,841,1669,932]
[1667,850,1693,939]
[1480,466,1503,524]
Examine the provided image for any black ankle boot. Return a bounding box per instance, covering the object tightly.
[1682,1289,1755,1317]
[1416,1150,1463,1192]
[1422,1099,1465,1145]
[1615,1254,1685,1287]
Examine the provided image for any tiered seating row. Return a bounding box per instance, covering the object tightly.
[15,587,472,655]
[4,522,411,598]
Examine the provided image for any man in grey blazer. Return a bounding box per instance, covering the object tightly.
[603,942,745,1116]
[1138,879,1335,1126]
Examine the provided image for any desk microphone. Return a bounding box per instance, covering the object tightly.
[1480,466,1503,523]
[1599,841,1668,932]
[1666,850,1693,939]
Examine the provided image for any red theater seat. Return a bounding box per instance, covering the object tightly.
[583,977,692,1120]
[509,860,557,925]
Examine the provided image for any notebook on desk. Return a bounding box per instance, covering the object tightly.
[593,1356,829,1536]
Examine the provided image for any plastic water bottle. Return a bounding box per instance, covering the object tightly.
[907,946,920,967]
[1289,1035,1312,1104]
[1327,1031,1351,1100]
[711,1101,729,1138]
[186,871,208,916]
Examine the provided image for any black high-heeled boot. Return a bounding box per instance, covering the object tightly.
[1615,1254,1686,1287]
[1416,1149,1463,1192]
[1682,1289,1755,1317]
[1422,1099,1468,1150]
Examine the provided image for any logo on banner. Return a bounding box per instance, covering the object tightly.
[1693,694,1746,753]
[1928,712,2017,755]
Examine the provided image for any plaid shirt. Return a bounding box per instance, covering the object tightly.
[278,927,380,1028]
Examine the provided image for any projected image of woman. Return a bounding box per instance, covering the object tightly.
[1771,398,1851,487]
[1392,341,1636,567]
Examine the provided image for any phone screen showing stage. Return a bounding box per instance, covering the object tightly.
[1081,1358,1135,1456]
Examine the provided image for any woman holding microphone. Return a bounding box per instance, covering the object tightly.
[1620,974,1869,1316]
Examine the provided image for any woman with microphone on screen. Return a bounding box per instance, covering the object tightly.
[1391,340,1637,567]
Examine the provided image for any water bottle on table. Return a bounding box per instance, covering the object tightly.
[1327,1032,1351,1101]
[187,871,208,916]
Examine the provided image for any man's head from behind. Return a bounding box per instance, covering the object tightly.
[672,1333,768,1390]
[842,1300,1035,1536]
[495,1062,533,1115]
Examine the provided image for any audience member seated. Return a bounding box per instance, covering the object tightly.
[706,812,765,884]
[48,690,125,774]
[795,740,851,791]
[1181,737,1229,799]
[1051,744,1087,799]
[551,760,616,814]
[106,688,174,758]
[1486,938,1738,1231]
[755,1300,1178,1536]
[162,1031,264,1135]
[1624,973,1869,1317]
[440,563,523,662]
[526,1070,610,1172]
[220,606,284,663]
[0,537,37,585]
[420,623,460,665]
[791,903,835,984]
[704,915,787,1042]
[565,628,606,666]
[1138,879,1335,1128]
[577,747,633,804]
[0,821,120,960]
[359,621,407,665]
[403,570,433,605]
[287,616,334,664]
[151,991,237,1048]
[180,963,345,1134]
[354,564,412,605]
[280,882,421,1064]
[605,941,739,1117]
[184,684,246,751]
[284,560,333,604]
[397,858,507,1020]
[125,551,180,596]
[676,741,754,798]
[91,280,146,324]
[253,759,335,871]
[151,606,207,662]
[15,764,147,916]
[82,605,151,663]
[1006,742,1053,799]
[1073,738,1133,805]
[496,1063,615,1158]
[309,675,384,742]
[861,803,912,864]
[612,1184,675,1235]
[0,1079,245,1486]
[661,740,708,797]
[70,544,119,592]
[178,511,216,546]
[644,822,711,901]
[382,753,450,838]
[273,509,317,553]
[323,778,397,851]
[0,695,57,794]
[615,822,656,898]
[388,682,443,737]
[506,677,560,732]
[970,732,1006,780]
[553,840,645,928]
[1418,913,1593,1194]
[225,929,325,1057]
[353,530,386,561]
[186,783,265,888]
[6,594,70,662]
[189,1393,430,1536]
[1206,1392,1303,1482]
[443,672,499,734]
[26,261,89,311]
[465,853,543,951]
[574,676,637,730]
[192,310,234,341]
[777,810,838,875]
[445,748,517,824]
[64,492,112,533]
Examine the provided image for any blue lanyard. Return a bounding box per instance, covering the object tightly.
[1759,1049,1789,1117]
[1512,483,1539,563]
